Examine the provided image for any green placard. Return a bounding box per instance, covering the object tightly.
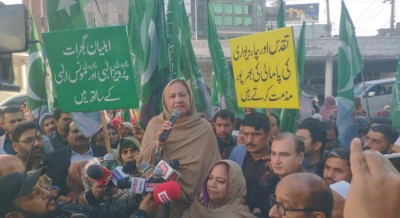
[43,26,138,112]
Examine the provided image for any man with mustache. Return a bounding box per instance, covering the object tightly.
[229,112,272,215]
[45,121,106,196]
[47,108,73,151]
[12,121,46,171]
[0,106,24,155]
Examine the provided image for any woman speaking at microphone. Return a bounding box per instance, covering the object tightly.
[182,160,256,218]
[136,79,220,217]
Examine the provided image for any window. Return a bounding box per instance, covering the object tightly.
[244,16,252,26]
[224,15,233,25]
[234,4,242,14]
[224,4,233,13]
[215,15,223,25]
[214,3,223,13]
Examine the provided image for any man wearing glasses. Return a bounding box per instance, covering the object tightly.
[269,172,333,218]
[12,121,46,171]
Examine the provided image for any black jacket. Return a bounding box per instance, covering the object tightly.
[44,145,107,196]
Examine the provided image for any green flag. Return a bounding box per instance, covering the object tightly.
[26,12,48,119]
[336,1,364,147]
[128,0,147,98]
[389,59,400,128]
[277,0,285,28]
[180,1,212,119]
[279,22,306,133]
[137,0,169,126]
[207,0,242,118]
[46,0,89,31]
[166,0,183,80]
[272,0,286,117]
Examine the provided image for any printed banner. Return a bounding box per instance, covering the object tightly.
[43,26,138,112]
[229,27,300,109]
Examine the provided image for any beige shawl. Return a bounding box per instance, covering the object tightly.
[182,160,257,218]
[136,79,221,217]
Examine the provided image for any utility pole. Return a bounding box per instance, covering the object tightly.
[326,0,332,37]
[384,0,395,35]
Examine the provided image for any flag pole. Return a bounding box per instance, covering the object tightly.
[100,110,112,154]
[359,69,371,119]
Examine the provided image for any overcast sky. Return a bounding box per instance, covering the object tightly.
[3,0,400,36]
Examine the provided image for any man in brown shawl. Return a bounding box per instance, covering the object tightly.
[136,79,221,217]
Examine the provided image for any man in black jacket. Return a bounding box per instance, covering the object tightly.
[45,121,107,196]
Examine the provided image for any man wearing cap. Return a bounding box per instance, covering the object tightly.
[323,147,352,185]
[330,181,350,218]
[117,139,140,164]
[0,167,63,218]
[118,122,134,139]
[39,113,56,135]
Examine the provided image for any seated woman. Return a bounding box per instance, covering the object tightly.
[136,79,220,217]
[182,160,256,218]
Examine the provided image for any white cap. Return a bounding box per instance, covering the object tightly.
[330,181,350,199]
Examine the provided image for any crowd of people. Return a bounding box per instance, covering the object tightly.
[0,79,400,218]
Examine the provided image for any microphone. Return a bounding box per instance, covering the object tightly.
[86,164,113,187]
[145,167,166,192]
[159,109,181,142]
[122,160,137,174]
[168,159,180,170]
[153,181,181,204]
[111,160,137,186]
[138,162,155,179]
[151,168,164,183]
[102,153,117,171]
[155,160,181,181]
[116,177,147,194]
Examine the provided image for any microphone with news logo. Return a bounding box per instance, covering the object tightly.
[159,109,181,142]
[112,160,137,185]
[152,181,181,204]
[138,162,155,179]
[86,164,113,187]
[155,159,181,181]
[145,167,165,192]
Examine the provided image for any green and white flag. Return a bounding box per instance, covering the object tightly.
[336,1,364,147]
[207,0,242,117]
[211,70,220,113]
[26,12,48,119]
[167,0,212,120]
[46,0,89,31]
[166,0,183,80]
[137,0,169,127]
[127,0,147,99]
[279,22,306,133]
[389,59,400,128]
